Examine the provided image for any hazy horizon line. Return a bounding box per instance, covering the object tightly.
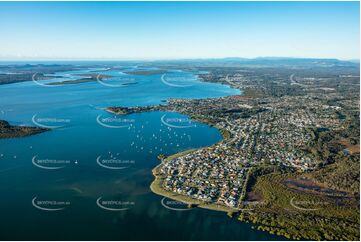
[0,56,359,62]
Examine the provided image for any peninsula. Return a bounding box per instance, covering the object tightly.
[0,120,49,139]
[106,65,360,240]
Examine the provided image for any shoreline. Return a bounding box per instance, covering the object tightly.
[103,76,243,214]
[104,106,237,214]
[149,112,241,214]
[150,159,239,214]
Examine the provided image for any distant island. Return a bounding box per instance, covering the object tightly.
[0,64,77,85]
[47,73,112,85]
[124,69,166,75]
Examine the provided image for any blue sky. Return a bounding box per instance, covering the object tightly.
[0,1,359,60]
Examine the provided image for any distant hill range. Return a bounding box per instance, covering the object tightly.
[221,57,358,66]
[150,57,359,68]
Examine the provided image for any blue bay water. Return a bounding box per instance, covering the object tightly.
[0,64,281,240]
